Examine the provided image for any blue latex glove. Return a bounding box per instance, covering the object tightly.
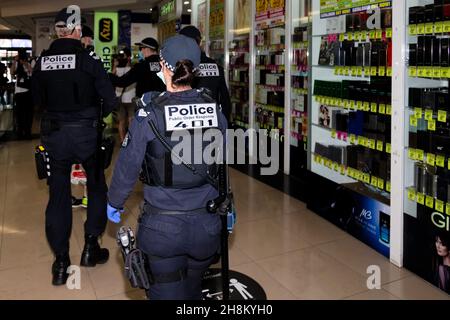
[107,203,124,223]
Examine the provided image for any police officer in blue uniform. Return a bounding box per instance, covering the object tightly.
[179,26,231,121]
[31,7,118,285]
[109,37,165,98]
[107,34,228,300]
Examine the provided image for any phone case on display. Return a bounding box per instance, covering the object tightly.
[417,36,425,66]
[441,38,449,67]
[432,38,441,66]
[409,44,418,66]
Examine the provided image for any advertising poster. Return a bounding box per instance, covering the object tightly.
[118,10,131,50]
[197,2,207,39]
[404,207,450,295]
[255,0,284,28]
[209,0,225,40]
[94,12,118,72]
[234,0,251,31]
[320,0,391,18]
[307,178,390,258]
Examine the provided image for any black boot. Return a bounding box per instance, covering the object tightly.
[52,253,70,286]
[80,234,109,267]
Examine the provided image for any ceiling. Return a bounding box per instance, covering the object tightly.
[0,0,162,36]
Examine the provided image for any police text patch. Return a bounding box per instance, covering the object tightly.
[41,54,76,71]
[197,63,219,77]
[149,62,161,72]
[164,103,218,131]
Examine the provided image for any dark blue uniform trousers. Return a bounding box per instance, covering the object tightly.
[42,126,107,255]
[137,210,221,300]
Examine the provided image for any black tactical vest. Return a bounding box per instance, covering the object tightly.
[141,89,221,189]
[38,48,97,112]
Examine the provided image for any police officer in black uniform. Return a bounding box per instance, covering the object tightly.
[31,7,118,285]
[107,34,228,300]
[109,37,165,98]
[81,25,94,51]
[179,26,231,121]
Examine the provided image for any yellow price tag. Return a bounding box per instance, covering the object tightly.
[417,193,425,205]
[447,203,450,215]
[417,67,426,77]
[425,109,433,121]
[340,165,346,175]
[386,28,392,38]
[433,67,441,78]
[387,67,392,77]
[376,30,382,39]
[363,101,370,111]
[368,139,376,149]
[441,67,450,78]
[363,174,370,184]
[436,155,445,168]
[378,67,386,77]
[414,108,423,119]
[425,23,434,34]
[364,67,371,77]
[417,24,425,34]
[333,162,339,172]
[408,188,416,201]
[349,134,356,144]
[408,148,416,160]
[386,143,391,154]
[428,119,436,131]
[370,66,377,76]
[386,181,391,193]
[357,100,363,110]
[343,67,350,75]
[379,104,386,114]
[350,66,356,76]
[369,30,376,39]
[386,105,392,115]
[438,110,447,122]
[377,179,384,190]
[371,176,378,187]
[345,99,352,108]
[376,141,384,152]
[334,66,340,75]
[348,32,354,41]
[314,154,319,163]
[444,21,450,33]
[371,102,377,113]
[427,153,436,166]
[425,67,433,78]
[435,22,444,33]
[410,115,418,127]
[409,24,417,35]
[436,200,444,213]
[357,66,363,76]
[408,67,417,77]
[357,136,364,146]
[416,149,424,161]
[426,195,435,208]
[331,129,336,139]
[350,100,356,110]
[339,33,345,41]
[315,95,320,102]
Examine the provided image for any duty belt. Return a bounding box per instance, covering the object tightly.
[143,203,209,215]
[54,119,98,128]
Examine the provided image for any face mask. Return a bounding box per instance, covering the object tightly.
[157,71,166,85]
[138,51,145,62]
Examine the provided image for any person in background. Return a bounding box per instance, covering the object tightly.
[109,37,165,98]
[0,62,8,108]
[179,26,231,121]
[432,231,450,294]
[111,47,136,142]
[11,49,33,139]
[81,25,94,51]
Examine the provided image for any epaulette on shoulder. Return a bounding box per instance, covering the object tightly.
[135,91,164,122]
[87,50,100,60]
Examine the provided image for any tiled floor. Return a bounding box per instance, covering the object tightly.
[0,138,449,300]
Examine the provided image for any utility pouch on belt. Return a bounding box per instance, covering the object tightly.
[100,136,114,169]
[35,145,50,180]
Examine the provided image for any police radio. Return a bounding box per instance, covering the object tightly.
[35,145,51,179]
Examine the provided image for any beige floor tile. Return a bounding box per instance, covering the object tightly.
[273,210,349,245]
[231,262,297,300]
[86,247,136,299]
[257,248,368,299]
[233,218,311,260]
[383,276,450,300]
[318,237,411,284]
[0,254,97,300]
[101,289,147,300]
[228,240,253,267]
[0,229,81,270]
[0,144,8,165]
[344,289,399,300]
[5,140,36,166]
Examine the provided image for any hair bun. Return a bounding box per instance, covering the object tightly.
[172,59,195,87]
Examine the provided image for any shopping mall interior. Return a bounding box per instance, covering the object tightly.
[1,0,450,301]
